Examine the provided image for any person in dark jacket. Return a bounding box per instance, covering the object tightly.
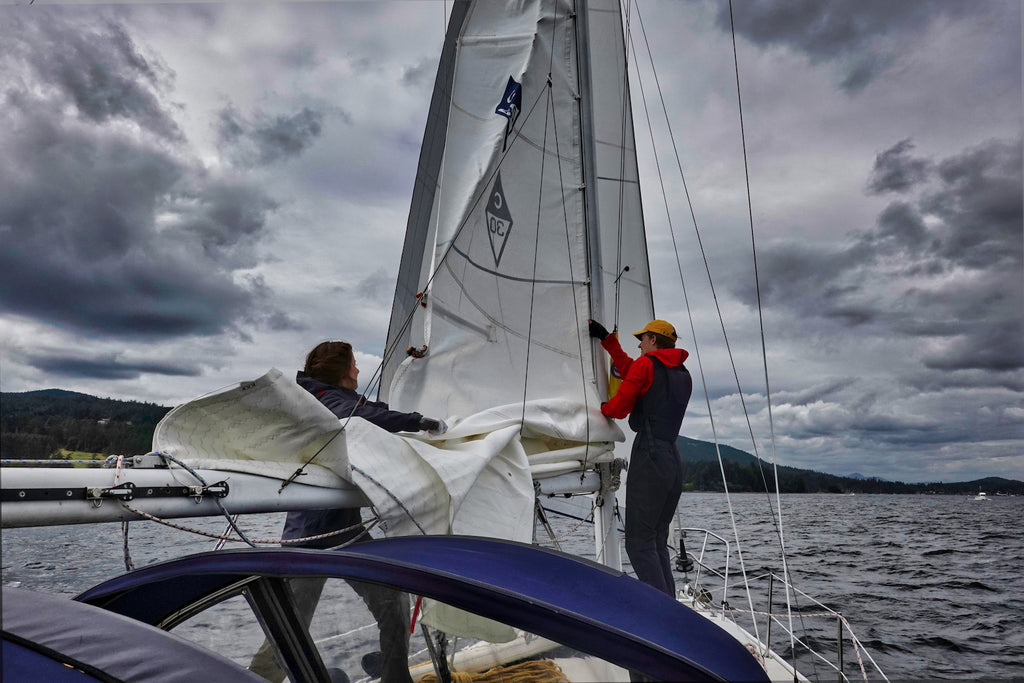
[250,340,446,683]
[589,319,692,598]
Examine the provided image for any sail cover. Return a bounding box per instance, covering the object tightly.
[382,0,654,460]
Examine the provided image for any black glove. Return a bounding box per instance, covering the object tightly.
[418,417,448,435]
[588,320,609,341]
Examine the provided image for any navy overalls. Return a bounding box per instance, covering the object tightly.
[624,356,692,596]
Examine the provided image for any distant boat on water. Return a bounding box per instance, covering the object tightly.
[974,491,990,501]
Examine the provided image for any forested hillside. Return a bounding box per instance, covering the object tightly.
[3,390,1022,494]
[1,390,170,459]
[676,435,1024,495]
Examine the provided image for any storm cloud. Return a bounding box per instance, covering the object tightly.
[0,10,286,342]
[0,2,1018,483]
[26,353,201,381]
[216,104,326,167]
[719,0,976,92]
[747,137,1023,376]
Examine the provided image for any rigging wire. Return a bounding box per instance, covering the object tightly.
[554,0,597,474]
[519,55,558,436]
[630,3,782,513]
[627,0,761,645]
[726,0,798,661]
[611,0,634,333]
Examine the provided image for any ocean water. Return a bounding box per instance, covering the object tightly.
[670,493,1024,681]
[3,493,1022,681]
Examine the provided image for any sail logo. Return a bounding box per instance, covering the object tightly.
[495,75,521,123]
[486,172,513,267]
[495,75,521,151]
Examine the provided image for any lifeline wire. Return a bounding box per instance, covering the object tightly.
[119,507,380,548]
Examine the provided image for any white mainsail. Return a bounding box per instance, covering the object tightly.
[382,0,653,483]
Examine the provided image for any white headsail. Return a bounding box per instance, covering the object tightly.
[382,0,653,458]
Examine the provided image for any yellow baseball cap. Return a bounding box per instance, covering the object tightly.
[633,320,677,341]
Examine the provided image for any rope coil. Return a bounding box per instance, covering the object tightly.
[420,659,567,683]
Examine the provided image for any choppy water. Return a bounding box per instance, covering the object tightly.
[3,493,1023,680]
[671,494,1024,681]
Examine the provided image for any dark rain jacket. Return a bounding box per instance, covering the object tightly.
[295,372,424,432]
[282,372,424,548]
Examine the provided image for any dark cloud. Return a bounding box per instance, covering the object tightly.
[355,268,396,306]
[873,202,930,253]
[737,240,874,322]
[216,105,325,167]
[239,275,306,333]
[0,12,287,341]
[888,139,1023,372]
[774,378,857,406]
[925,139,1023,269]
[739,138,1023,375]
[164,175,279,269]
[6,10,181,140]
[26,353,201,381]
[718,0,973,92]
[401,57,436,88]
[866,139,932,195]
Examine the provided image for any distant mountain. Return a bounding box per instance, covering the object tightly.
[18,388,93,398]
[2,389,169,419]
[674,436,1024,495]
[675,436,759,465]
[4,389,1023,495]
[846,472,890,482]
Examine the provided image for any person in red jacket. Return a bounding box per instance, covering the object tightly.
[590,319,692,597]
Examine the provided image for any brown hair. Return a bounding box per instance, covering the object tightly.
[304,340,354,386]
[651,332,676,349]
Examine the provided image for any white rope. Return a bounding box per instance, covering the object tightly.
[113,455,136,571]
[118,503,380,548]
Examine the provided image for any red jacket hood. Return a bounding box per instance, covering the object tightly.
[647,347,688,367]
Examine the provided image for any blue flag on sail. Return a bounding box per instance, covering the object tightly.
[495,76,521,151]
[495,76,522,122]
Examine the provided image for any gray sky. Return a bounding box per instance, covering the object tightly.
[0,0,1020,484]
